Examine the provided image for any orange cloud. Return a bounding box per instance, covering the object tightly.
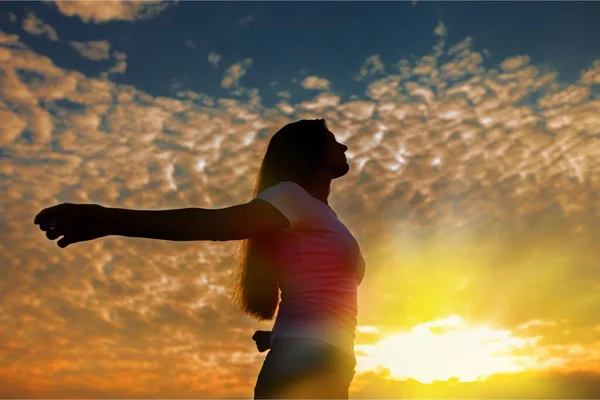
[49,0,174,24]
[302,76,331,90]
[355,54,386,81]
[22,12,59,41]
[71,40,111,60]
[221,58,253,89]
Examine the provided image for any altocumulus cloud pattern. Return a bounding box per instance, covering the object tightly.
[1,1,600,398]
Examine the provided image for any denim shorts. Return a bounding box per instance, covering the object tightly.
[254,337,356,399]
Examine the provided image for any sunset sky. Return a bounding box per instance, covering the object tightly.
[1,0,600,398]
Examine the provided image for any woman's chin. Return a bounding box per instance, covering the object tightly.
[334,163,350,178]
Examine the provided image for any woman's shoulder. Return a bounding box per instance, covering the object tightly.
[273,181,309,196]
[257,181,312,208]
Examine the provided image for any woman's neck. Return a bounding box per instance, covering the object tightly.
[303,177,332,205]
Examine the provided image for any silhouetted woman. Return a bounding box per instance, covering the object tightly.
[34,119,366,399]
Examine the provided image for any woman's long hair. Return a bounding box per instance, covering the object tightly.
[232,119,329,321]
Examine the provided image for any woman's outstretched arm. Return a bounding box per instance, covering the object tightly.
[34,200,289,248]
[105,201,288,242]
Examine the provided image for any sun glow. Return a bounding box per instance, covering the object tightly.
[355,316,541,384]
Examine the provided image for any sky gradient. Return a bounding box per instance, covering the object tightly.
[1,1,600,398]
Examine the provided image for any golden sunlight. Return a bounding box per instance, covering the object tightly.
[355,315,541,384]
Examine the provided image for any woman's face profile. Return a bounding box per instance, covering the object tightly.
[321,128,349,179]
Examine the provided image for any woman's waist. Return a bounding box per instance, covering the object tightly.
[274,308,357,341]
[270,336,357,367]
[271,324,357,358]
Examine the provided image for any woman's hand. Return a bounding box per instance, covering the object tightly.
[34,203,110,248]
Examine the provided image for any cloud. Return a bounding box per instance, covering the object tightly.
[108,51,127,74]
[22,12,59,41]
[221,58,252,88]
[352,370,600,398]
[297,92,341,111]
[355,54,385,81]
[501,55,530,71]
[208,52,221,67]
[1,23,600,399]
[70,40,111,60]
[175,90,215,106]
[238,15,254,28]
[0,31,25,48]
[301,76,331,90]
[581,60,600,84]
[185,39,197,50]
[434,20,447,37]
[0,107,28,146]
[276,89,291,99]
[338,101,376,121]
[49,0,174,24]
[69,41,127,77]
[99,51,128,79]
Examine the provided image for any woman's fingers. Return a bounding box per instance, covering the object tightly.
[34,204,64,226]
[46,228,63,240]
[39,219,59,231]
[57,237,70,248]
